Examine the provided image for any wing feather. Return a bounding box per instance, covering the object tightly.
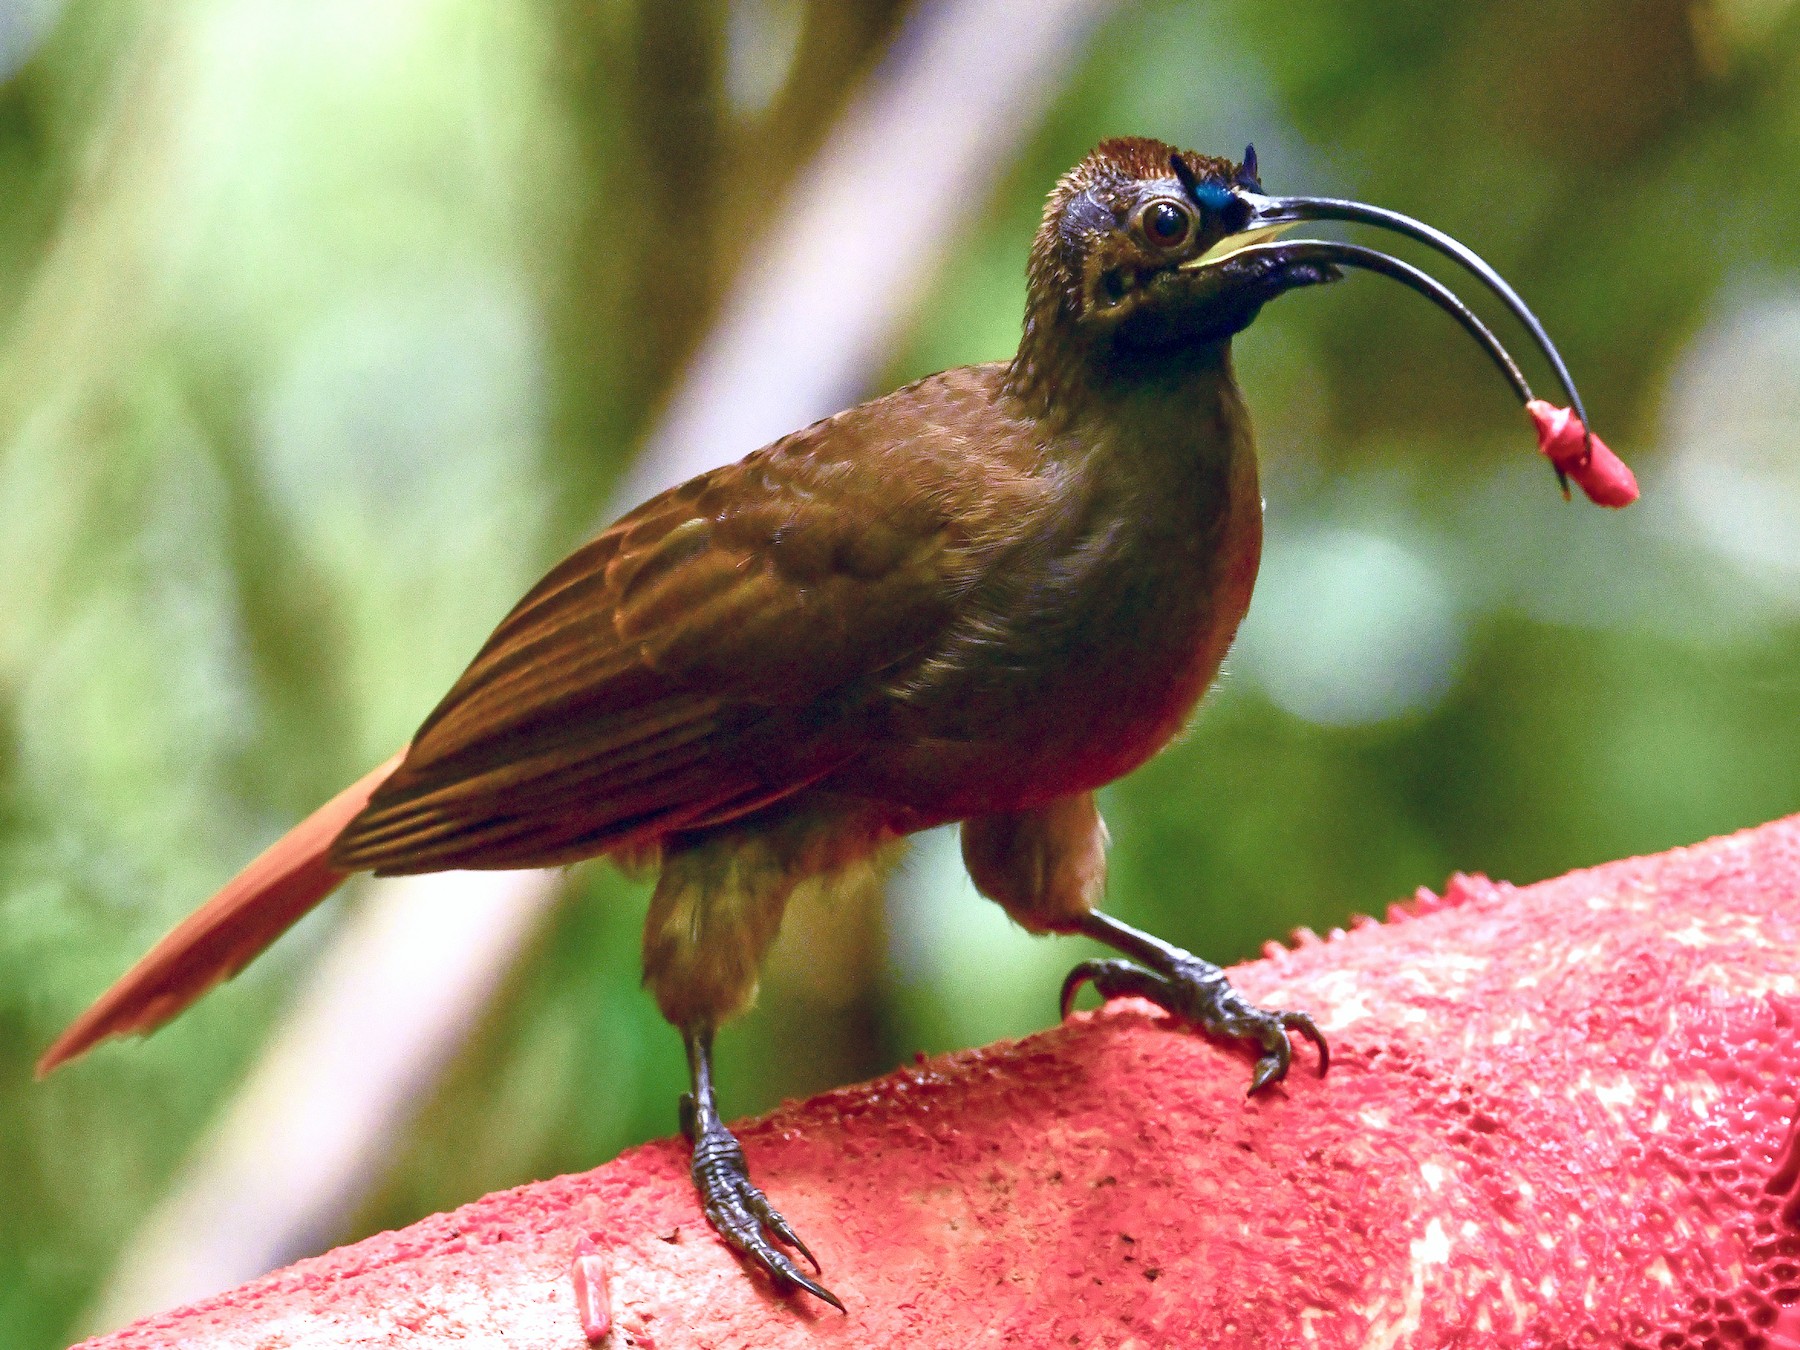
[331,364,1048,874]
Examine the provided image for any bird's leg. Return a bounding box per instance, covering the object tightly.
[1060,910,1329,1093]
[678,1028,843,1311]
[960,799,1327,1093]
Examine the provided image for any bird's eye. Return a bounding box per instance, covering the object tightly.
[1139,199,1193,250]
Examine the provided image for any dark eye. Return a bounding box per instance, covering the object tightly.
[1139,199,1193,249]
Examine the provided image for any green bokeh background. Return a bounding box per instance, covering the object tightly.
[4,1,1798,1345]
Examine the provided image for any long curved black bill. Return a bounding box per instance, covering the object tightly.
[1233,239,1534,405]
[1235,191,1591,452]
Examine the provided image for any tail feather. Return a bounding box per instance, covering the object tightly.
[36,752,405,1077]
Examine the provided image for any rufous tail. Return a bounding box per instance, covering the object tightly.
[36,751,406,1077]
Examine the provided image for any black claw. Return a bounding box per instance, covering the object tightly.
[747,1229,842,1311]
[762,1208,821,1273]
[784,1265,845,1313]
[735,1175,821,1273]
[1228,997,1328,1095]
[1051,957,1152,1022]
[1059,964,1087,1020]
[1248,1043,1291,1095]
[1284,1011,1331,1077]
[1061,957,1123,1019]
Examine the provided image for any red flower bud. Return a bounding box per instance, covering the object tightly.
[1526,398,1638,507]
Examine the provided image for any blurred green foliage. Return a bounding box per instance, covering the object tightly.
[3,1,1798,1346]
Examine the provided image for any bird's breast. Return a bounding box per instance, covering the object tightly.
[840,409,1263,819]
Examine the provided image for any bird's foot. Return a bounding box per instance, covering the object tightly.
[1061,953,1328,1093]
[680,1094,843,1311]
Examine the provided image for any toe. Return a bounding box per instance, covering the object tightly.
[760,1247,844,1313]
[1060,958,1167,1019]
[747,1194,821,1272]
[738,1205,842,1311]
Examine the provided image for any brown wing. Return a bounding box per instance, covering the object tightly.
[331,366,1039,874]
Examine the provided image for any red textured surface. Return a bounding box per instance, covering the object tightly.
[78,816,1800,1349]
[1527,398,1640,507]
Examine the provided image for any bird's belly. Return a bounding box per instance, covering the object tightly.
[839,504,1261,820]
[879,623,1227,817]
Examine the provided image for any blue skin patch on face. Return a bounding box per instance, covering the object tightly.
[1193,179,1234,213]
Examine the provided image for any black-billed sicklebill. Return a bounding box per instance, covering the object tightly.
[41,137,1631,1312]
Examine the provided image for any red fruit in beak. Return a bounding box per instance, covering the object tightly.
[1527,399,1639,508]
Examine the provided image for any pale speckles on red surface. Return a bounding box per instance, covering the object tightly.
[75,815,1800,1349]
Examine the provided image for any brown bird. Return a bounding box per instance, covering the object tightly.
[40,137,1613,1311]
